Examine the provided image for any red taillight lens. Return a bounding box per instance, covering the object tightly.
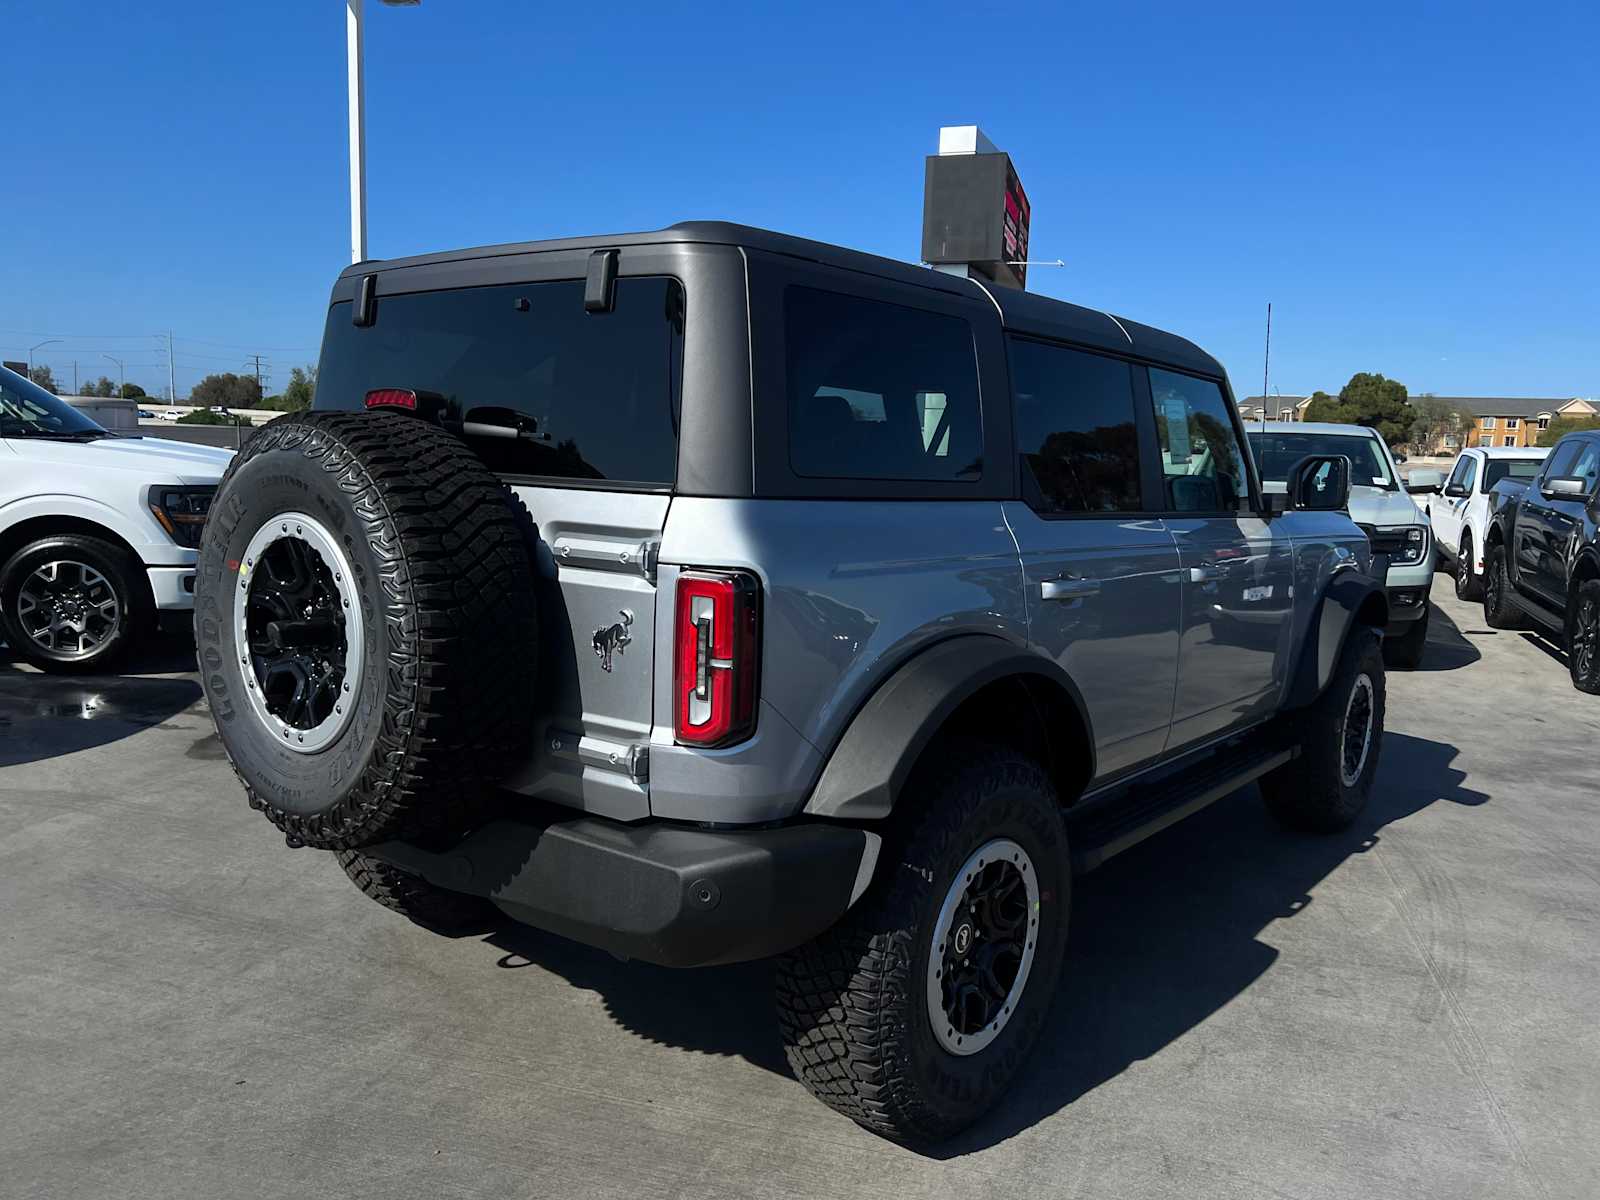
[364,387,418,410]
[674,570,760,747]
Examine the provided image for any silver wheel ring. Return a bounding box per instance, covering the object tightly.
[926,837,1042,1057]
[234,512,363,754]
[15,560,122,658]
[1340,672,1376,787]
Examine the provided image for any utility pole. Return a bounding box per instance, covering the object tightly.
[165,331,176,403]
[244,354,270,403]
[72,361,78,395]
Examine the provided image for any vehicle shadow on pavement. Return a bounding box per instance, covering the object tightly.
[1404,602,1482,673]
[0,634,203,768]
[481,732,1486,1152]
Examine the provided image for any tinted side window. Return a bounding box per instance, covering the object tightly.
[316,277,683,485]
[1146,368,1250,512]
[785,286,981,481]
[1460,457,1479,493]
[1544,439,1584,480]
[1008,338,1141,513]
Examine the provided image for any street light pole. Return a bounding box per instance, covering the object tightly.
[346,0,367,264]
[103,354,124,398]
[27,338,60,375]
[346,0,420,265]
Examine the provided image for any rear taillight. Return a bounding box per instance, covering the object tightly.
[674,570,760,747]
[364,387,418,410]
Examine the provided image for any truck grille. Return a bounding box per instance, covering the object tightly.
[1358,525,1408,556]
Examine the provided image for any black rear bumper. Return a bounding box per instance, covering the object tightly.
[366,815,880,968]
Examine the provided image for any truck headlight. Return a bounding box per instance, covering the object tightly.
[1392,525,1428,565]
[149,486,216,549]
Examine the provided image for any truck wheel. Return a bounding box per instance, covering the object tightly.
[1261,628,1384,833]
[335,850,497,933]
[775,744,1069,1144]
[1454,535,1481,601]
[194,411,539,850]
[1568,580,1600,694]
[1382,605,1429,669]
[1482,543,1524,629]
[0,534,151,675]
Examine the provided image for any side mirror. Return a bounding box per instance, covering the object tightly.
[1443,483,1471,498]
[1405,468,1444,495]
[1287,454,1352,512]
[1542,475,1589,499]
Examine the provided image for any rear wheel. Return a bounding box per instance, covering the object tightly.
[335,851,497,933]
[1568,580,1600,694]
[0,535,150,674]
[1261,628,1385,832]
[776,745,1069,1144]
[1454,535,1481,601]
[1482,543,1524,629]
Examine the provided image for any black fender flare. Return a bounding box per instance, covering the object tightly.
[1286,567,1388,709]
[801,635,1093,821]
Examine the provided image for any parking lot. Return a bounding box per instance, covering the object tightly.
[3,572,1596,1200]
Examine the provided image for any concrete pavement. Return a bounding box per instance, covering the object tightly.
[2,573,1597,1199]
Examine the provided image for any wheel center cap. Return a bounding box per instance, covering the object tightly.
[952,922,973,956]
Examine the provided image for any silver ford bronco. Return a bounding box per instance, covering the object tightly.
[195,222,1388,1144]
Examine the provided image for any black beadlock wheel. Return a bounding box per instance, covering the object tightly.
[194,411,539,850]
[1569,580,1600,695]
[1260,628,1385,833]
[775,743,1069,1145]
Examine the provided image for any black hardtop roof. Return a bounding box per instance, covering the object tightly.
[341,221,1223,378]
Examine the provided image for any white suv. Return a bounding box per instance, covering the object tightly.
[0,365,233,673]
[1427,446,1548,600]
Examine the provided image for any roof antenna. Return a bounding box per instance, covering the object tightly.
[1261,301,1272,436]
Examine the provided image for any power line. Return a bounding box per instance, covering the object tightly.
[0,328,317,353]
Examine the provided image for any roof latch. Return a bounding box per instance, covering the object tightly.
[584,249,619,314]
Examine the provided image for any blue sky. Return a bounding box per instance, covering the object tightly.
[3,1,1595,401]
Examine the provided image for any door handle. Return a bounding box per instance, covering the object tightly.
[1041,576,1100,601]
[1188,565,1225,583]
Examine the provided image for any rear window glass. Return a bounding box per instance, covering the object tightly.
[1483,459,1542,489]
[315,277,683,485]
[784,286,981,481]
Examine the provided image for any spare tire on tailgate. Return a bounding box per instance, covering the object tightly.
[194,411,539,850]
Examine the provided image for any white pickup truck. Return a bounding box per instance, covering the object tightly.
[0,364,233,673]
[1426,446,1548,600]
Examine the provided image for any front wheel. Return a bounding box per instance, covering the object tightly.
[1261,628,1385,832]
[1568,580,1600,695]
[1454,536,1481,601]
[1482,543,1524,629]
[0,535,150,674]
[1383,605,1429,669]
[776,744,1069,1144]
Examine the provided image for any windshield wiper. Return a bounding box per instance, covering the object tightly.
[3,429,112,441]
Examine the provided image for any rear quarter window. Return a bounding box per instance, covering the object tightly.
[784,286,982,481]
[315,277,683,486]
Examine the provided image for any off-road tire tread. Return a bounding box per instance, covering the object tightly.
[774,744,1061,1143]
[199,410,538,849]
[335,849,496,932]
[1261,628,1385,833]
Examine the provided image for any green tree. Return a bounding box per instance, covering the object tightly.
[189,371,263,410]
[1302,390,1340,422]
[120,382,146,400]
[1538,416,1600,447]
[281,364,317,412]
[1409,393,1471,450]
[177,408,249,426]
[80,375,119,398]
[28,365,59,394]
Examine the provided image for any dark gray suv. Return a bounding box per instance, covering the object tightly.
[195,222,1388,1143]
